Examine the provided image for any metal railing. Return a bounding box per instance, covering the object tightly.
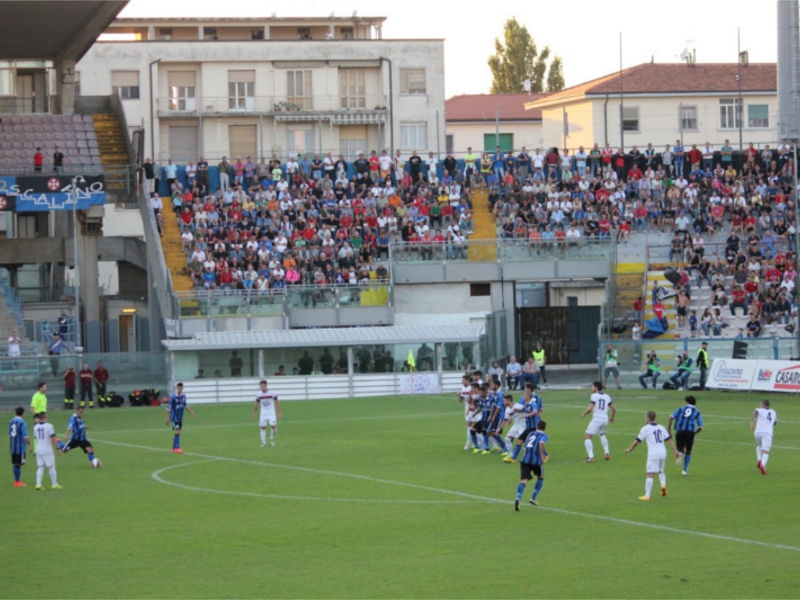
[0,96,55,114]
[0,268,24,329]
[138,172,176,320]
[389,238,616,263]
[156,94,389,115]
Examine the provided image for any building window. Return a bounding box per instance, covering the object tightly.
[158,28,173,40]
[297,27,311,40]
[339,69,366,109]
[340,139,366,161]
[470,283,491,297]
[287,126,315,156]
[203,27,217,41]
[446,134,454,154]
[399,68,426,94]
[251,29,264,40]
[228,70,255,111]
[719,98,742,129]
[747,104,769,128]
[621,106,639,132]
[679,105,697,131]
[340,27,354,40]
[287,70,313,109]
[400,123,427,149]
[111,71,140,99]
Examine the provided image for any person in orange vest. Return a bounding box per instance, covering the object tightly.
[79,363,94,409]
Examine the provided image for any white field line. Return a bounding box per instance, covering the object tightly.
[96,438,800,554]
[553,403,800,425]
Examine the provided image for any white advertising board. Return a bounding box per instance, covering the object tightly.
[707,359,757,391]
[400,373,441,395]
[749,360,800,393]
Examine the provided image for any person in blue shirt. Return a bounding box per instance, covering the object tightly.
[515,420,548,510]
[673,140,685,177]
[166,383,197,454]
[486,379,510,457]
[9,406,31,487]
[61,406,99,467]
[469,384,493,455]
[667,395,703,476]
[504,383,543,463]
[491,147,506,180]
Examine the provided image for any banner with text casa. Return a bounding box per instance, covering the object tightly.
[12,175,107,211]
[707,358,757,391]
[749,360,800,392]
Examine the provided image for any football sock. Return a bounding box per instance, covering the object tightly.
[12,466,21,482]
[466,428,472,445]
[37,466,43,487]
[482,433,490,451]
[49,467,58,486]
[56,440,64,451]
[88,452,95,463]
[658,472,666,487]
[516,482,526,501]
[600,435,610,455]
[504,436,514,450]
[470,431,480,448]
[756,447,763,461]
[683,454,692,470]
[173,435,180,449]
[270,429,276,441]
[645,478,654,498]
[584,439,594,459]
[512,444,521,460]
[260,429,267,444]
[493,435,508,452]
[761,452,769,467]
[532,478,544,500]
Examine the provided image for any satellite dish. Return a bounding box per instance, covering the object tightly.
[679,49,689,62]
[523,79,532,92]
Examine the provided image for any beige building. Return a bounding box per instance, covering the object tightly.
[445,93,545,156]
[77,16,445,162]
[525,62,778,151]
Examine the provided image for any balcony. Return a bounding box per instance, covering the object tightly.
[156,94,388,121]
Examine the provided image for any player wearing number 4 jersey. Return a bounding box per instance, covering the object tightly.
[32,412,61,490]
[625,411,680,501]
[252,380,282,447]
[580,381,615,463]
[667,395,703,476]
[751,400,777,475]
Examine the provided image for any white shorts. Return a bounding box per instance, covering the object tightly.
[259,414,277,427]
[755,432,773,451]
[586,418,608,436]
[464,404,471,420]
[507,424,525,440]
[646,457,666,474]
[36,454,55,468]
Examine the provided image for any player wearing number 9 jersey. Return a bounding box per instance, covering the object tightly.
[667,395,703,476]
[626,411,680,501]
[751,400,777,475]
[580,381,615,463]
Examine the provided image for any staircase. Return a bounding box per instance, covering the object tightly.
[91,114,132,197]
[161,200,196,293]
[610,261,646,339]
[467,188,496,261]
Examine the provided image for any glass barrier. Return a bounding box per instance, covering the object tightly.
[390,239,614,264]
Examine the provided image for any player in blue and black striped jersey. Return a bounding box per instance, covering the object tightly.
[515,420,548,510]
[9,407,32,487]
[166,383,197,454]
[505,383,543,463]
[667,395,703,476]
[469,384,493,455]
[486,379,510,457]
[61,406,99,467]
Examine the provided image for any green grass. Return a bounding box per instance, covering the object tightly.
[2,389,799,599]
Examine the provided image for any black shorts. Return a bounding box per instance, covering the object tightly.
[488,419,503,434]
[171,421,183,431]
[471,421,487,434]
[11,453,26,466]
[677,306,687,316]
[520,462,543,481]
[675,430,696,454]
[518,427,537,441]
[63,439,92,454]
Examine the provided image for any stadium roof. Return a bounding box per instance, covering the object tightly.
[1,1,128,61]
[163,324,485,351]
[446,93,547,122]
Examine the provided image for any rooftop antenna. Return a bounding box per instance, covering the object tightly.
[523,78,532,94]
[352,9,358,17]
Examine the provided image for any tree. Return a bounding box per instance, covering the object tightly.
[487,18,565,94]
[546,56,565,92]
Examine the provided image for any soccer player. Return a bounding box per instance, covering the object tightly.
[166,382,196,453]
[502,394,525,456]
[33,412,61,490]
[62,406,100,467]
[504,384,542,463]
[486,379,509,456]
[469,384,492,454]
[625,411,680,501]
[751,400,777,475]
[667,395,703,476]
[30,382,48,453]
[252,380,281,447]
[580,381,615,463]
[9,407,31,487]
[514,421,548,510]
[458,374,475,450]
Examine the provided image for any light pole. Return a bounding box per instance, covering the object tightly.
[71,176,84,351]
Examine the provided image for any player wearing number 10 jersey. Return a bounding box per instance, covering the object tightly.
[580,381,615,463]
[625,411,680,501]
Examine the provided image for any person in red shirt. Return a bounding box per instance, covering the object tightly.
[730,285,748,316]
[628,166,643,181]
[94,361,109,404]
[79,363,94,409]
[441,203,453,224]
[180,207,193,231]
[554,226,566,251]
[33,147,44,172]
[340,213,353,230]
[219,266,234,290]
[63,365,76,409]
[617,219,631,243]
[688,145,703,169]
[368,151,381,180]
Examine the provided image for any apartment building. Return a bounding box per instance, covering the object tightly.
[77,16,445,162]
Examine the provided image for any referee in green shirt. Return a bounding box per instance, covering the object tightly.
[30,382,48,453]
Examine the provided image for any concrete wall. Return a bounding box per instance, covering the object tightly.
[445,121,544,155]
[540,93,779,151]
[548,286,605,307]
[394,283,491,328]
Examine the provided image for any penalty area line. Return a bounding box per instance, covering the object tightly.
[97,438,800,554]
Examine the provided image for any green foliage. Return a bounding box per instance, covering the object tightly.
[3,390,800,598]
[488,18,564,94]
[547,56,566,92]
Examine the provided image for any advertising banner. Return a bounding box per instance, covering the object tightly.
[400,373,441,395]
[0,175,106,211]
[707,358,757,391]
[749,360,800,392]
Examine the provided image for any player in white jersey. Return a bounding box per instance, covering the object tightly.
[458,375,475,450]
[32,412,61,490]
[625,411,680,501]
[503,394,526,453]
[580,381,616,463]
[252,380,282,447]
[751,399,777,475]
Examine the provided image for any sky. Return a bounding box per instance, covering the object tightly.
[119,0,779,98]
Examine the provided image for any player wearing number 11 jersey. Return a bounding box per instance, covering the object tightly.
[625,411,680,501]
[580,381,615,463]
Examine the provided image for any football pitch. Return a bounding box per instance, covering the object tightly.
[3,388,799,599]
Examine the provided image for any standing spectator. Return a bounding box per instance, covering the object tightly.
[602,344,621,390]
[33,147,44,173]
[7,329,21,370]
[696,342,710,390]
[57,309,70,340]
[53,145,64,174]
[229,351,244,377]
[143,158,156,195]
[532,342,548,387]
[164,158,178,191]
[94,361,109,403]
[633,296,644,324]
[63,365,76,409]
[197,156,209,191]
[47,333,65,378]
[79,363,94,409]
[505,355,522,390]
[184,160,197,186]
[217,156,231,192]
